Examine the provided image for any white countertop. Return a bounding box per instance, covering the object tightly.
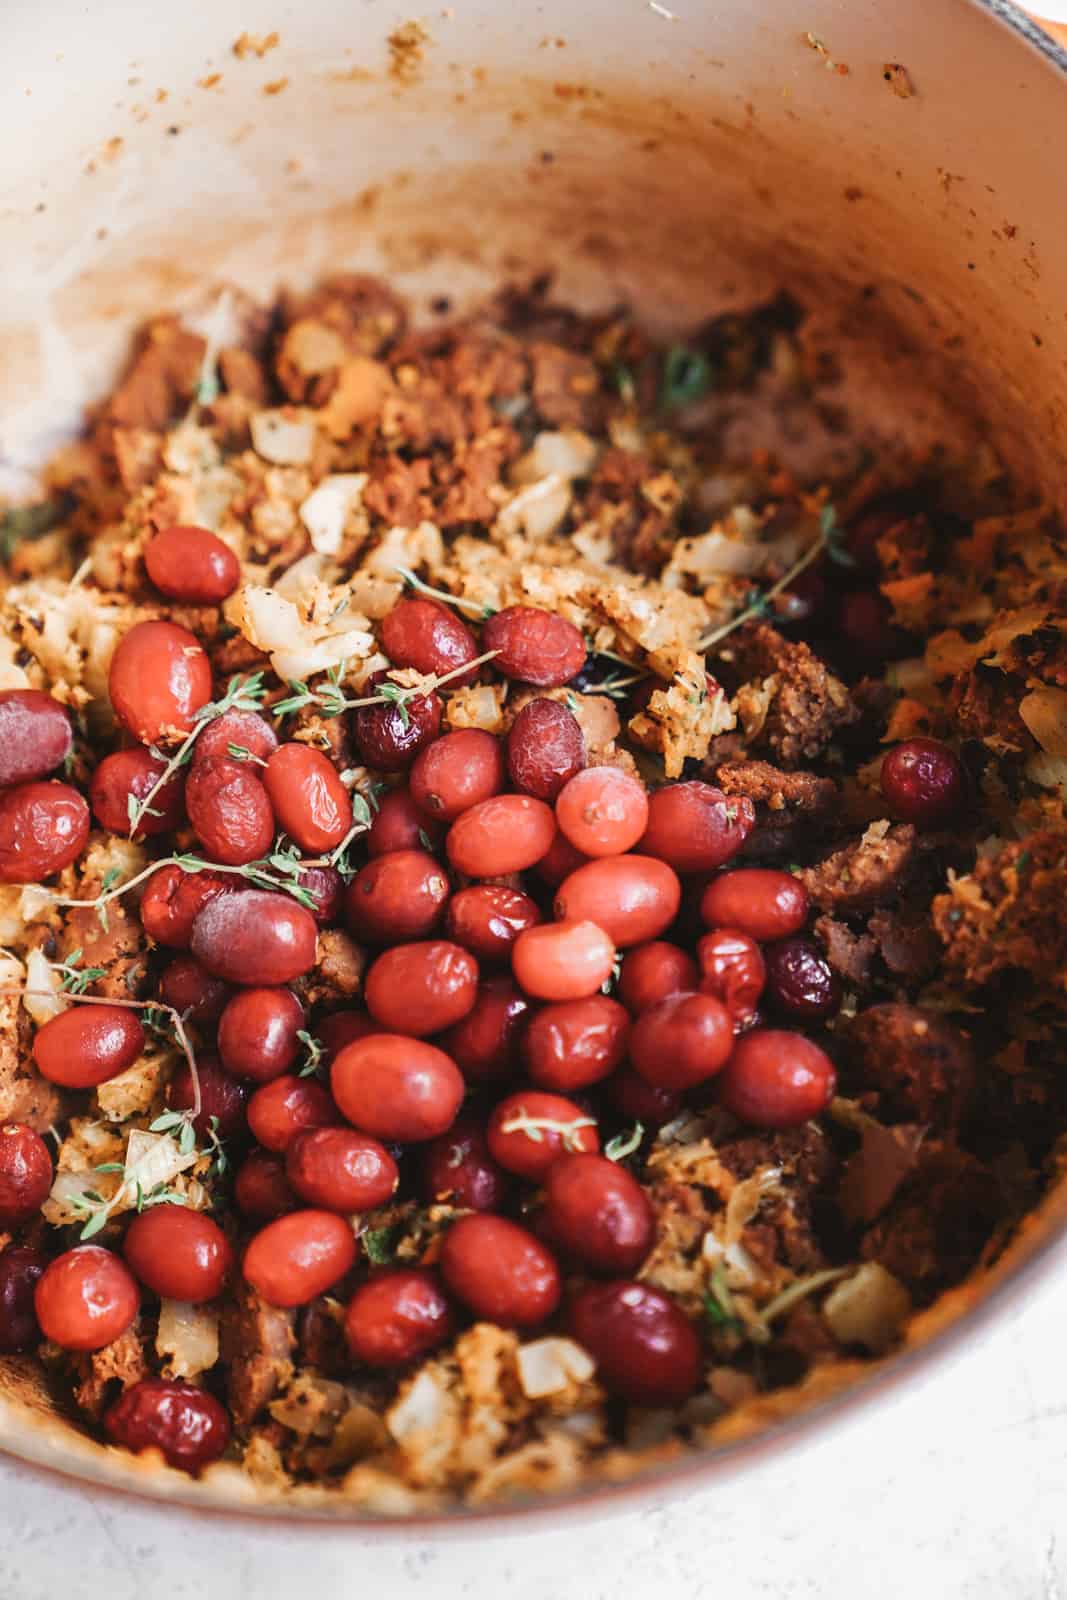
[0,1256,1062,1600]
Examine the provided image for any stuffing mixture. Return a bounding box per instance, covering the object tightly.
[0,274,1063,1509]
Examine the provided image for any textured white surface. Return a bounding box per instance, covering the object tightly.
[0,1262,1064,1600]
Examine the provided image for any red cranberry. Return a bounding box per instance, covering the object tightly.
[879,738,963,826]
[639,781,755,874]
[0,690,73,787]
[439,1214,561,1325]
[421,1117,508,1211]
[700,869,808,944]
[569,1281,702,1405]
[380,597,480,687]
[630,992,734,1090]
[0,1124,53,1225]
[168,1055,249,1141]
[104,1378,231,1473]
[344,1268,454,1368]
[608,1067,682,1130]
[543,1154,655,1275]
[506,698,586,801]
[763,937,841,1022]
[159,956,232,1026]
[482,606,586,687]
[350,672,442,771]
[0,1246,46,1352]
[697,928,766,1031]
[717,1029,836,1128]
[437,976,529,1081]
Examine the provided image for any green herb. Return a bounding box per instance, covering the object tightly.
[297,1030,324,1078]
[363,1225,398,1264]
[394,567,497,619]
[660,345,712,412]
[1016,849,1032,875]
[698,523,833,653]
[227,742,254,762]
[52,950,108,996]
[604,1122,645,1162]
[378,682,412,728]
[613,363,636,406]
[820,503,855,568]
[496,1107,597,1151]
[274,649,499,724]
[417,828,433,851]
[0,496,73,562]
[703,1265,741,1330]
[564,690,580,712]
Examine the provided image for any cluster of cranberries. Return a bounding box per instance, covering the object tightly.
[0,522,967,1474]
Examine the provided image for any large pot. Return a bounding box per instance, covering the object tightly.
[1,0,1066,1522]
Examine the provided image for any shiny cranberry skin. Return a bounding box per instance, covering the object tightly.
[0,1124,52,1225]
[763,937,841,1022]
[487,1090,599,1181]
[285,1126,398,1212]
[234,1150,296,1221]
[483,605,586,688]
[718,1029,836,1128]
[880,738,963,826]
[185,756,274,867]
[556,767,648,857]
[145,523,241,604]
[218,987,305,1082]
[108,619,213,746]
[700,869,809,944]
[0,780,90,883]
[345,1268,454,1367]
[533,830,590,888]
[263,743,352,854]
[317,1010,379,1065]
[0,690,73,787]
[630,992,733,1091]
[296,863,344,926]
[445,885,541,963]
[570,1281,701,1405]
[381,597,480,687]
[608,1067,682,1130]
[639,781,755,874]
[34,1246,139,1351]
[158,955,232,1026]
[772,568,830,632]
[618,941,698,1014]
[345,850,449,943]
[438,976,529,1081]
[447,794,557,877]
[105,1377,231,1473]
[544,1154,655,1275]
[555,855,680,948]
[168,1055,249,1141]
[697,928,766,1031]
[33,1005,144,1089]
[367,787,445,857]
[506,698,586,801]
[331,1035,464,1142]
[440,1214,561,1325]
[90,747,185,839]
[410,729,504,821]
[246,1075,340,1153]
[193,707,279,767]
[421,1117,508,1211]
[350,671,442,772]
[523,995,630,1092]
[512,919,616,1002]
[191,890,319,985]
[364,940,478,1036]
[123,1206,233,1303]
[140,865,233,949]
[243,1209,357,1307]
[0,1247,46,1352]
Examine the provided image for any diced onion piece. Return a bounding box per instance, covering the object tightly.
[516,1337,595,1398]
[386,1367,452,1444]
[23,947,65,1023]
[512,430,599,485]
[299,474,369,556]
[822,1263,912,1354]
[250,409,317,466]
[157,1300,220,1379]
[1019,686,1067,757]
[497,475,572,542]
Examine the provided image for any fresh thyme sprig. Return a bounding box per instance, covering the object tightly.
[126,671,268,837]
[497,1108,597,1151]
[604,1122,645,1162]
[51,949,108,995]
[272,650,500,722]
[393,567,497,619]
[50,843,321,917]
[297,1031,324,1078]
[696,506,839,653]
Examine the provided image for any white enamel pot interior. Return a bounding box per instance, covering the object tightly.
[1,0,1067,1524]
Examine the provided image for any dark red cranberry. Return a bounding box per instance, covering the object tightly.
[763,937,841,1022]
[879,738,963,826]
[167,1055,249,1141]
[350,672,442,772]
[506,698,586,801]
[104,1378,231,1473]
[569,1281,702,1405]
[0,1246,46,1352]
[421,1117,508,1211]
